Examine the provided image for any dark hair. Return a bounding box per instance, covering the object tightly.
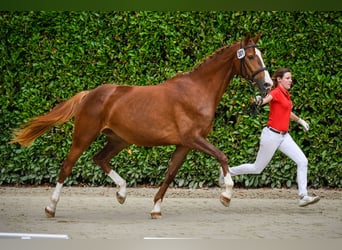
[272,68,291,87]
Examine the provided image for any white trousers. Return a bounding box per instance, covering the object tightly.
[229,127,308,196]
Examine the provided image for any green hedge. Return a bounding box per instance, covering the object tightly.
[1,11,341,188]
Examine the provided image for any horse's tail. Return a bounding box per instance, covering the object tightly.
[11,90,90,147]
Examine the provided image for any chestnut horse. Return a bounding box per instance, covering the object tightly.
[11,33,272,219]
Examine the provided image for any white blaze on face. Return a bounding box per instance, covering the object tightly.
[255,48,273,87]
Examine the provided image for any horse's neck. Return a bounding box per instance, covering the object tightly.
[190,46,237,106]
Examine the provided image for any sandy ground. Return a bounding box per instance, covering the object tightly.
[0,186,341,239]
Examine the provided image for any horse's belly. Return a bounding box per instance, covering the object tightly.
[116,125,180,147]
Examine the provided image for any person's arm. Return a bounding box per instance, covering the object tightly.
[291,112,309,132]
[254,94,273,105]
[290,112,299,122]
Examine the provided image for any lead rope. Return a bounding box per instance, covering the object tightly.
[244,80,260,117]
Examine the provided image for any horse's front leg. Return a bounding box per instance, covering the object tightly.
[191,136,234,207]
[151,146,189,219]
[220,167,234,207]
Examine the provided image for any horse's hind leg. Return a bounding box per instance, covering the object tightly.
[93,130,129,204]
[45,123,100,218]
[151,146,190,219]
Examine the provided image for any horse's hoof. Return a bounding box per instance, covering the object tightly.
[220,194,231,207]
[150,212,162,219]
[45,207,55,218]
[116,192,126,204]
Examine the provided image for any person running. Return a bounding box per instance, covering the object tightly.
[220,67,320,207]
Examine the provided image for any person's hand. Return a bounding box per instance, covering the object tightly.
[298,118,309,132]
[254,95,263,106]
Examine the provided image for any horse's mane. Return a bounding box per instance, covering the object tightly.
[170,44,233,80]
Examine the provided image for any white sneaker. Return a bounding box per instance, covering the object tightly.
[298,195,320,207]
[218,168,225,187]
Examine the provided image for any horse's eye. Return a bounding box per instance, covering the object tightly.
[248,55,254,60]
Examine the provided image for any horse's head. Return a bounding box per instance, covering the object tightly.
[236,33,273,97]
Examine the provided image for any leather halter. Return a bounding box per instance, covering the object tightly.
[238,41,268,84]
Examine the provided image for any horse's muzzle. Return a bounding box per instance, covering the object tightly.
[263,82,272,96]
[256,80,272,97]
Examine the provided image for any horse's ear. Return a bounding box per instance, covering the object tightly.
[252,33,262,44]
[244,33,251,44]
